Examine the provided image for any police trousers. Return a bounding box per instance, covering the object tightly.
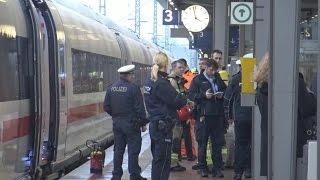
[112,118,142,179]
[234,119,252,174]
[195,115,224,172]
[149,121,173,180]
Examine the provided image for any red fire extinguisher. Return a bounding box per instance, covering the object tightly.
[86,140,105,174]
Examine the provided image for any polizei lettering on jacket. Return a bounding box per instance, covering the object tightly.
[111,86,127,92]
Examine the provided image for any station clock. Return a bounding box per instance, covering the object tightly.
[181,5,210,32]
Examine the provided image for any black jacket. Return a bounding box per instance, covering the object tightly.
[256,82,268,176]
[144,71,187,141]
[189,72,226,117]
[104,78,146,121]
[144,71,187,122]
[256,73,317,161]
[223,71,252,121]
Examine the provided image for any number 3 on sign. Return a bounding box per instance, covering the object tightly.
[164,10,173,22]
[163,9,178,25]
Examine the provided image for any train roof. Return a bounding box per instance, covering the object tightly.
[54,0,148,43]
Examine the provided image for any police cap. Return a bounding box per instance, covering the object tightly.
[117,64,135,74]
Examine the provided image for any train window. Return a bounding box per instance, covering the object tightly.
[72,49,121,94]
[132,62,151,87]
[0,35,30,102]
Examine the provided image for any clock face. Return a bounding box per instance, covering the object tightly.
[181,5,210,32]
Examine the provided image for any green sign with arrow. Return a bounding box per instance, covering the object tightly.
[230,2,253,25]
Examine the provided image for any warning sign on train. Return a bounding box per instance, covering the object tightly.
[230,2,253,25]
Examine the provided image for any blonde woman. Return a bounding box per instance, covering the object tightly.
[255,53,269,177]
[256,53,317,177]
[143,52,190,180]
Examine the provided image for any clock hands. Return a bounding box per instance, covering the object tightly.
[193,6,202,22]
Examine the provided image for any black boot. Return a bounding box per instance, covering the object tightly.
[130,175,147,180]
[234,173,242,180]
[244,169,252,178]
[200,169,209,177]
[192,163,199,170]
[170,163,186,172]
[213,170,224,178]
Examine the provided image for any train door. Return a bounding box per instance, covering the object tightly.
[28,1,60,175]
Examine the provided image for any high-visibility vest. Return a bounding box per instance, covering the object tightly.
[219,70,229,85]
[183,70,196,89]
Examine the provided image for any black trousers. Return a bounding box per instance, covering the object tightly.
[234,119,252,175]
[181,121,193,158]
[112,119,142,179]
[195,116,224,172]
[151,138,172,180]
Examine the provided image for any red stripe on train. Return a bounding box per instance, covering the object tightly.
[3,116,30,142]
[67,102,104,123]
[1,102,106,142]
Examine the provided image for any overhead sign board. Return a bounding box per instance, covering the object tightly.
[163,9,179,25]
[230,2,253,25]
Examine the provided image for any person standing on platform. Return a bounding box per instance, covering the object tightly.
[223,57,252,180]
[104,65,149,180]
[143,52,191,180]
[190,58,208,170]
[212,49,223,69]
[189,60,227,178]
[179,58,197,161]
[168,59,188,172]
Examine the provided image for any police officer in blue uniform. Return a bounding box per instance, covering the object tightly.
[104,64,149,180]
[144,52,189,180]
[223,59,252,180]
[189,60,227,178]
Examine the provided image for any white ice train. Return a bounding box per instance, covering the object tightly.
[0,0,168,179]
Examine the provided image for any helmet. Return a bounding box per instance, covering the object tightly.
[177,105,192,121]
[236,53,254,65]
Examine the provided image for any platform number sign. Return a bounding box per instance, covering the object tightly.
[163,9,179,25]
[230,2,253,25]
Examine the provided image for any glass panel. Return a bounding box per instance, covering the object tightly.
[72,49,121,94]
[297,0,318,178]
[0,36,30,102]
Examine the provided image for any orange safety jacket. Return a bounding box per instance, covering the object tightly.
[183,70,196,90]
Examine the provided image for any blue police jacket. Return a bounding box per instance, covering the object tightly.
[223,71,252,121]
[143,71,187,122]
[104,78,146,121]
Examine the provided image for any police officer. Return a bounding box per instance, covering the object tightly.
[104,64,148,180]
[144,52,190,180]
[189,60,227,178]
[223,58,252,180]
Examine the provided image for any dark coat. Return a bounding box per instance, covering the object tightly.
[144,71,187,140]
[223,71,252,122]
[189,72,226,117]
[256,73,317,176]
[104,78,146,121]
[256,82,268,176]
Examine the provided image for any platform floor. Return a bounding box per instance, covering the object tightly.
[62,131,248,180]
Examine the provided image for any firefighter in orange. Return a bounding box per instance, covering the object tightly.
[179,59,197,161]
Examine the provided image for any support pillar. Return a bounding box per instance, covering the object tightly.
[270,0,299,179]
[213,0,229,64]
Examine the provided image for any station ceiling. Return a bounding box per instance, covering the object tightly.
[173,0,213,10]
